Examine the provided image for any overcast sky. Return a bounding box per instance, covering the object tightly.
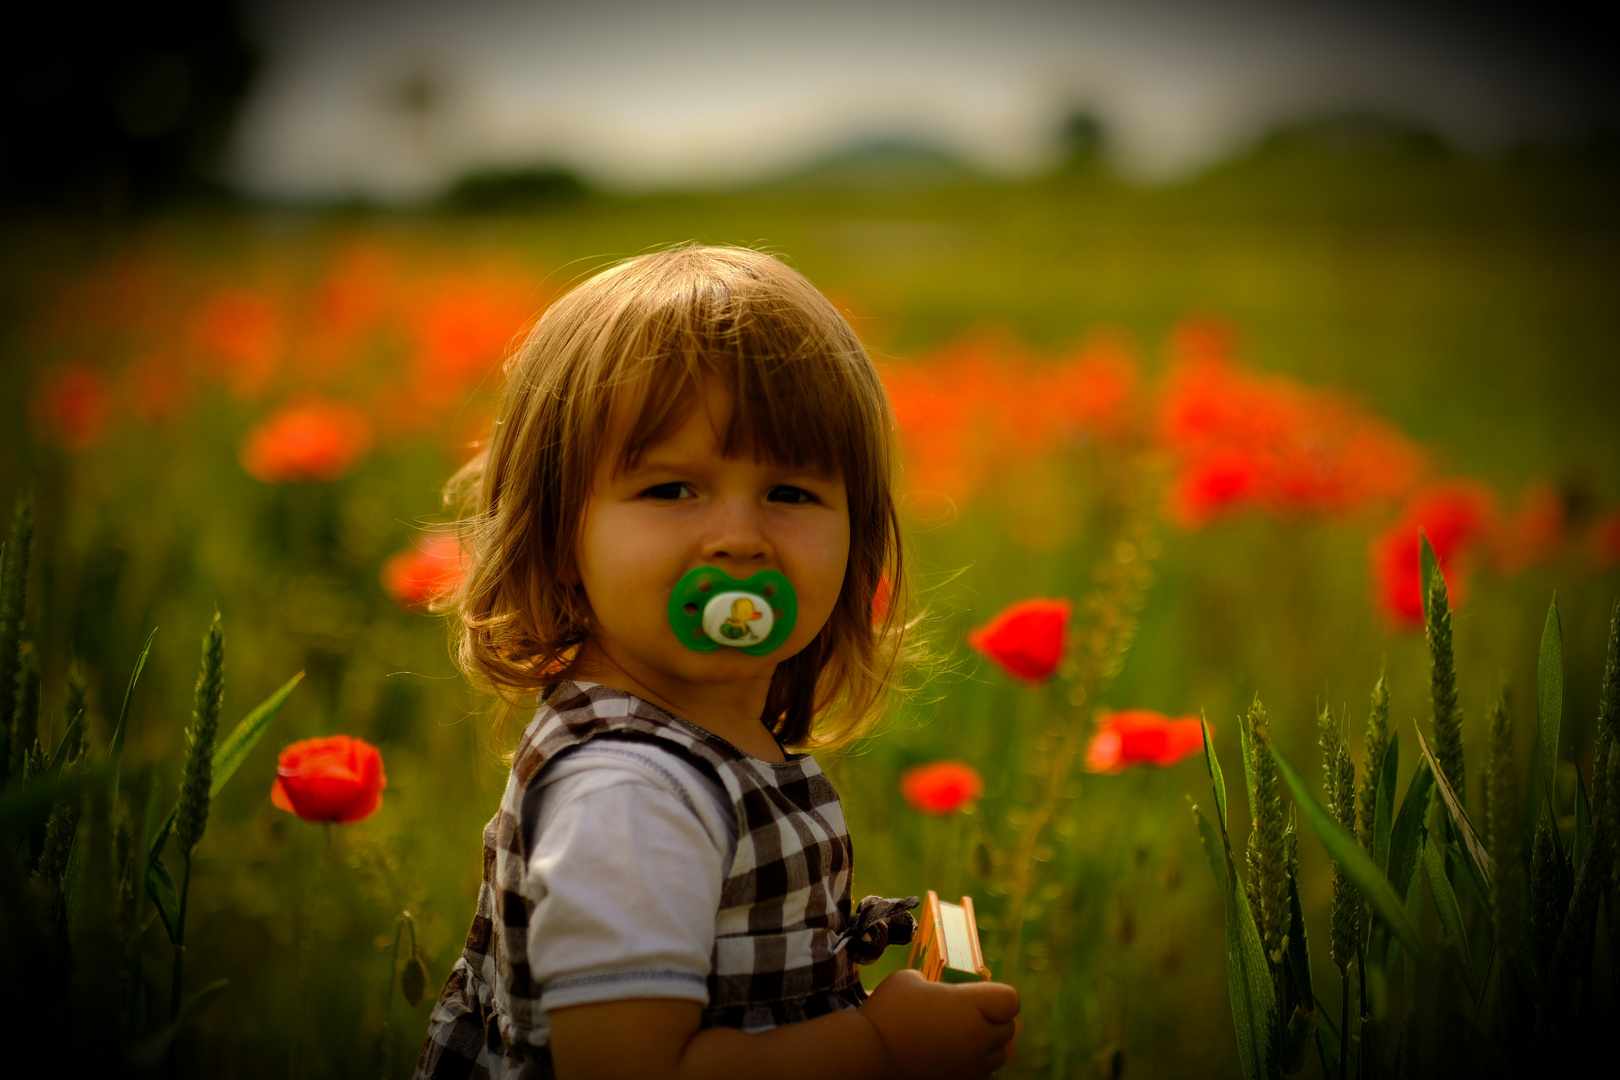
[231,0,1618,202]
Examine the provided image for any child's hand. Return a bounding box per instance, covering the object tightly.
[859,968,1020,1079]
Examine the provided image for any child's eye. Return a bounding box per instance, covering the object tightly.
[768,485,817,504]
[642,482,694,500]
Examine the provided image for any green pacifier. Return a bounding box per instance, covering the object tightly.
[669,566,798,656]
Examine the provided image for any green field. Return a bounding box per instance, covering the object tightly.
[3,127,1618,1076]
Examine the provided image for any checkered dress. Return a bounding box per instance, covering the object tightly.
[415,682,872,1079]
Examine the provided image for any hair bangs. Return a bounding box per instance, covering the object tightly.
[608,282,874,487]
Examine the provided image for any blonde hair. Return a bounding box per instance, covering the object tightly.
[447,245,909,750]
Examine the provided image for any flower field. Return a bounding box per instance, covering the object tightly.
[2,139,1619,1076]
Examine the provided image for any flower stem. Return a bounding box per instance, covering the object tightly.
[166,853,193,1079]
[290,826,330,1080]
[996,453,1157,977]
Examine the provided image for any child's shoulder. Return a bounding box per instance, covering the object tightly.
[509,680,719,787]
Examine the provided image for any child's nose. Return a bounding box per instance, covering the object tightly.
[701,502,772,566]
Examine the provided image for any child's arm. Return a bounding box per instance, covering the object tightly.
[549,968,1019,1080]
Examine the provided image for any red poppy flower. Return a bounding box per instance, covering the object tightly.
[967,598,1072,684]
[382,534,467,608]
[31,364,112,451]
[900,760,984,815]
[240,400,374,483]
[1370,481,1497,628]
[1085,710,1206,773]
[270,735,386,824]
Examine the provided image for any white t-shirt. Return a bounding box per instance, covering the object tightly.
[522,737,738,1044]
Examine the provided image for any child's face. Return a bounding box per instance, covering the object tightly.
[574,380,851,691]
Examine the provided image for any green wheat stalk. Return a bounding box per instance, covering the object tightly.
[1320,705,1360,1080]
[1484,692,1519,965]
[1245,696,1290,964]
[1357,669,1390,855]
[11,641,41,780]
[171,612,225,1023]
[0,490,33,777]
[1426,574,1465,805]
[1528,818,1561,986]
[64,658,89,760]
[1546,609,1619,1009]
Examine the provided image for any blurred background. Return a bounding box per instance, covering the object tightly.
[2,1,1618,1075]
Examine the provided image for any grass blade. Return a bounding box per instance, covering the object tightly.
[45,709,86,778]
[1190,798,1226,889]
[109,628,157,765]
[1313,993,1343,1078]
[1386,761,1435,902]
[147,855,179,942]
[1285,868,1314,1006]
[1414,725,1493,888]
[1536,596,1562,818]
[1446,843,1489,910]
[1202,714,1227,826]
[1269,739,1424,959]
[126,978,229,1070]
[1423,831,1477,998]
[1223,859,1276,1080]
[148,671,303,862]
[1374,733,1399,873]
[211,671,303,797]
[127,771,161,1035]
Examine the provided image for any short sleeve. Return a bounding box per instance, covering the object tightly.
[521,741,736,1035]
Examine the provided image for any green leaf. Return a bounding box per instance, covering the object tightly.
[1222,857,1276,1080]
[1202,714,1227,826]
[1574,770,1590,878]
[125,978,229,1070]
[1269,740,1424,960]
[1423,831,1477,998]
[149,671,303,862]
[1313,997,1343,1080]
[1536,596,1562,818]
[1420,533,1441,625]
[1446,843,1489,911]
[109,628,157,766]
[212,671,302,796]
[1374,733,1399,873]
[1414,725,1493,888]
[147,855,179,943]
[1386,761,1435,904]
[1285,867,1313,1007]
[127,772,161,1033]
[1189,797,1226,889]
[45,708,86,778]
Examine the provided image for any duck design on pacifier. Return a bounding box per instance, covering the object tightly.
[720,597,764,642]
[669,566,798,656]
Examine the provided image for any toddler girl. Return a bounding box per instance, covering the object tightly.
[417,246,1019,1079]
